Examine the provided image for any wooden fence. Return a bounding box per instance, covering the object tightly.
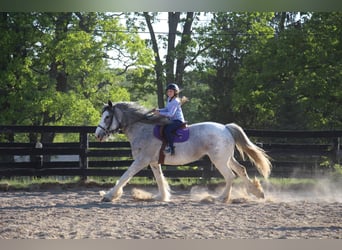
[0,125,341,179]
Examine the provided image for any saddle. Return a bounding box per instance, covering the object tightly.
[153,123,190,164]
[153,123,190,143]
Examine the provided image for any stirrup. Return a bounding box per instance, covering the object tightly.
[164,146,171,154]
[164,146,175,155]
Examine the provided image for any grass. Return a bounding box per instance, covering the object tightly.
[0,175,332,192]
[0,176,82,191]
[2,163,341,191]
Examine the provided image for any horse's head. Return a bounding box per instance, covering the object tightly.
[95,100,122,141]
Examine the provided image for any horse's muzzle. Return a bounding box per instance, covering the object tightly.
[95,126,107,141]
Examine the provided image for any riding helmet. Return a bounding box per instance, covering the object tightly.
[165,83,180,94]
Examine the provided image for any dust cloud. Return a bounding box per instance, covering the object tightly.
[264,178,342,203]
[129,176,341,203]
[188,177,341,203]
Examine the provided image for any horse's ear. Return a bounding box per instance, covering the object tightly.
[108,100,113,107]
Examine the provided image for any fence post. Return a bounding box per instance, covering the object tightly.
[34,141,43,179]
[79,132,89,181]
[333,137,341,165]
[202,162,213,183]
[34,141,43,168]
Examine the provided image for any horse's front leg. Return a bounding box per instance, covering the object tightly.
[100,159,148,202]
[150,163,171,201]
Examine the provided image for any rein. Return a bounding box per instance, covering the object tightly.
[96,124,120,136]
[97,106,159,136]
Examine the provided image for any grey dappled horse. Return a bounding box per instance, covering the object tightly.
[95,101,271,203]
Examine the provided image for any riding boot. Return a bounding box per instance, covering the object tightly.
[164,145,175,155]
[170,146,175,155]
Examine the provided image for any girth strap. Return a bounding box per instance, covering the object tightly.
[158,141,167,164]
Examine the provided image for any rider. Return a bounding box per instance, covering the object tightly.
[154,83,185,155]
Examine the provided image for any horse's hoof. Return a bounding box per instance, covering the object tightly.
[200,195,216,204]
[101,197,112,202]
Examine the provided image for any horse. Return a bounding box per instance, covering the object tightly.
[95,101,272,203]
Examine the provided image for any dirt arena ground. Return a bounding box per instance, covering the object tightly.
[1,181,341,239]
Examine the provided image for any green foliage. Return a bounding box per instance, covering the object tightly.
[1,12,341,138]
[181,70,212,123]
[122,68,157,104]
[233,12,342,129]
[195,12,275,124]
[0,12,152,144]
[331,164,342,182]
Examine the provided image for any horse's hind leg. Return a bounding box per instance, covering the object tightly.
[229,157,265,199]
[215,164,235,203]
[150,163,171,201]
[209,156,235,203]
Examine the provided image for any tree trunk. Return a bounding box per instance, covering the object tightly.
[165,12,180,84]
[49,13,72,93]
[143,12,165,107]
[175,12,194,86]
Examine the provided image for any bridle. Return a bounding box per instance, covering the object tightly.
[96,107,122,136]
[96,105,159,137]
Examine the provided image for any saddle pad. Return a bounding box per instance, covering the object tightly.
[153,125,190,143]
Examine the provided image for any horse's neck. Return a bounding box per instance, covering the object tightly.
[125,122,152,142]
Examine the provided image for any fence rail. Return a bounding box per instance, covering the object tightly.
[0,125,341,179]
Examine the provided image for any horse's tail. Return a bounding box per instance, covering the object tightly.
[225,123,272,179]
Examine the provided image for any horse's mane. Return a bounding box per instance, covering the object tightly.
[113,102,170,127]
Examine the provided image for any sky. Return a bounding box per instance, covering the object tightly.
[109,12,212,68]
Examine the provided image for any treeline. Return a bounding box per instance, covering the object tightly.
[178,12,341,130]
[0,12,341,144]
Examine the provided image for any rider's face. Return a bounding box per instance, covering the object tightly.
[166,89,175,98]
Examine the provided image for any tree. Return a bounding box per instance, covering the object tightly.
[0,13,43,126]
[0,12,152,143]
[233,12,342,129]
[297,12,342,129]
[196,12,275,124]
[142,12,197,107]
[142,12,165,107]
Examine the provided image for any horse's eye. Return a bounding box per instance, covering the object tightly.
[105,116,110,120]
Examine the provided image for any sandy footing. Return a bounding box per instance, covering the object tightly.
[1,184,341,239]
